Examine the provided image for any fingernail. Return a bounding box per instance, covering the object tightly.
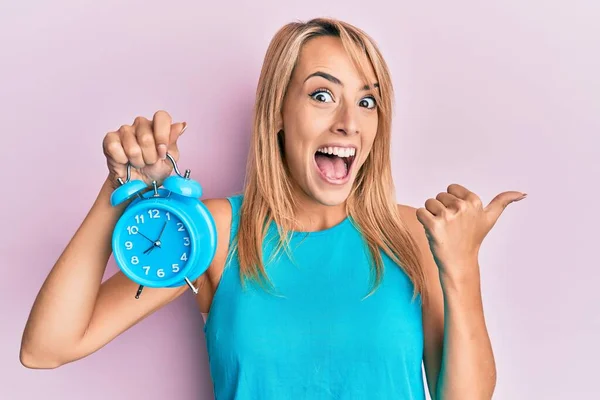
[180,122,188,134]
[514,193,528,202]
[158,144,167,159]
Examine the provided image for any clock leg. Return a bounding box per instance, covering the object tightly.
[135,285,144,299]
[184,277,199,294]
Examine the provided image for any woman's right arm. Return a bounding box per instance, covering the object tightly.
[20,111,192,369]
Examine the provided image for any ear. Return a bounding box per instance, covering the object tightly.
[275,110,284,132]
[276,117,284,147]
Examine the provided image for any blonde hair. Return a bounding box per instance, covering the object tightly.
[228,17,427,303]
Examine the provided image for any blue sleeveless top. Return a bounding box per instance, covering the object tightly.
[203,194,426,399]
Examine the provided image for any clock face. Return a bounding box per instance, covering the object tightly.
[118,206,192,282]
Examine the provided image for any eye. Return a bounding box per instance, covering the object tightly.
[359,96,377,109]
[309,88,334,103]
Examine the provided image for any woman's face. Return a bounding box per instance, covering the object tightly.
[281,35,379,207]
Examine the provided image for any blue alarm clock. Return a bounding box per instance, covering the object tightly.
[110,153,217,299]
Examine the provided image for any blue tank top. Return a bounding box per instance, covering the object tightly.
[203,194,426,399]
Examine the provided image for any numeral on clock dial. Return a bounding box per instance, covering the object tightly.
[141,266,174,278]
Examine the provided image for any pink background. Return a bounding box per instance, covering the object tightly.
[2,1,598,399]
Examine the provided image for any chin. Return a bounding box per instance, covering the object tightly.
[306,184,352,207]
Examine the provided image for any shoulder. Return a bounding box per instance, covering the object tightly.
[396,202,446,395]
[203,197,234,219]
[396,204,426,244]
[396,203,431,263]
[396,203,417,221]
[202,197,235,247]
[395,203,440,300]
[194,197,235,312]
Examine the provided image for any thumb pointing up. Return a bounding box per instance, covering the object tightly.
[484,191,528,228]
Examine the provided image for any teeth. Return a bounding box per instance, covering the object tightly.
[316,146,356,157]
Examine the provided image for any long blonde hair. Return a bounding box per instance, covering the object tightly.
[228,17,427,303]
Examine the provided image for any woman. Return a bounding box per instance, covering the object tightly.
[20,17,525,399]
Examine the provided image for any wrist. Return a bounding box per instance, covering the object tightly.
[97,175,128,212]
[438,261,481,292]
[104,172,122,191]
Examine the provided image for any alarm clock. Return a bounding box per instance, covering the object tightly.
[110,153,217,299]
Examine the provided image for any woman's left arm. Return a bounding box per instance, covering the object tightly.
[401,184,527,400]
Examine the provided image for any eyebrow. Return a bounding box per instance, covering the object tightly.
[304,71,379,91]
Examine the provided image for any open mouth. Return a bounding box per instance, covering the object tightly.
[314,146,357,183]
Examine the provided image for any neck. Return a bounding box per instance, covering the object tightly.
[289,184,348,232]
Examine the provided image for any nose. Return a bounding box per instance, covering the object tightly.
[331,102,360,136]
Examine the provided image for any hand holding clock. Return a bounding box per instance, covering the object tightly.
[102,110,218,300]
[102,110,188,190]
[19,110,216,372]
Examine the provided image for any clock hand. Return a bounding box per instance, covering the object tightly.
[157,221,167,240]
[136,230,155,244]
[148,221,168,252]
[142,222,167,255]
[140,221,169,257]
